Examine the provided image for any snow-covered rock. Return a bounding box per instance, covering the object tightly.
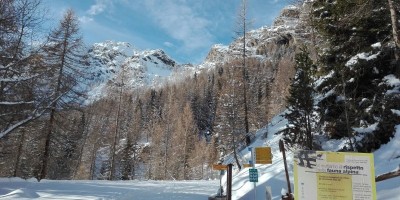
[83,41,185,102]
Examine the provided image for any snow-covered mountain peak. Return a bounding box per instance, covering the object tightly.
[142,49,176,67]
[85,41,182,102]
[90,41,135,58]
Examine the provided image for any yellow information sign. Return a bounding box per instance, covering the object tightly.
[255,147,272,164]
[294,151,376,200]
[212,164,227,170]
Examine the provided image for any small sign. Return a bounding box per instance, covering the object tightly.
[249,168,258,182]
[243,163,252,168]
[255,147,272,164]
[213,164,227,170]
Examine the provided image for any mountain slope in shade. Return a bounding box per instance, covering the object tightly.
[198,5,310,118]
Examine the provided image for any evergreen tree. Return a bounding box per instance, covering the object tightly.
[213,61,246,170]
[234,0,251,134]
[312,0,398,151]
[283,48,315,150]
[39,9,86,180]
[120,95,141,180]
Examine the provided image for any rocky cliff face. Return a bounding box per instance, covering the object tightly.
[202,5,313,119]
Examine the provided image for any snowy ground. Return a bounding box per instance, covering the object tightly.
[0,114,399,200]
[0,179,219,200]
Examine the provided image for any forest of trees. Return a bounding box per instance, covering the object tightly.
[283,0,399,152]
[1,0,399,181]
[0,0,277,180]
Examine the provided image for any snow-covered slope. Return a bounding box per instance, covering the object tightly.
[219,112,400,200]
[84,41,182,101]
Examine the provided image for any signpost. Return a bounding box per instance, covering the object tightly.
[248,147,256,200]
[213,164,228,171]
[249,168,258,182]
[255,147,272,164]
[279,140,292,199]
[247,146,272,200]
[212,164,228,198]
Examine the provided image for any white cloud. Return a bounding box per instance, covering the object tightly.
[81,0,119,27]
[141,0,214,52]
[87,0,107,16]
[163,41,174,48]
[79,16,94,24]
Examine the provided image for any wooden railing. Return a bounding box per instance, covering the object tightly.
[375,168,400,182]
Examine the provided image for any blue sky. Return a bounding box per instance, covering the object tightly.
[42,0,289,64]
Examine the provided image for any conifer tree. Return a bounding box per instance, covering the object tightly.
[312,0,398,151]
[120,95,141,180]
[39,9,86,180]
[235,0,251,134]
[283,48,315,150]
[213,61,246,170]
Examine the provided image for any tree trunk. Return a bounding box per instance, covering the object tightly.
[232,134,242,171]
[39,54,65,180]
[39,107,55,180]
[242,1,249,134]
[13,128,26,177]
[109,67,124,180]
[90,142,98,180]
[233,147,241,171]
[164,124,169,180]
[243,68,249,134]
[306,115,313,150]
[388,0,400,67]
[341,73,355,151]
[72,111,87,179]
[388,0,400,49]
[109,92,122,180]
[183,129,188,180]
[121,137,132,180]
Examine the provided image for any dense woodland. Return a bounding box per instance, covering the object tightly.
[0,0,399,181]
[284,0,400,152]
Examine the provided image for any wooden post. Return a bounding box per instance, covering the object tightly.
[227,164,233,200]
[279,140,293,199]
